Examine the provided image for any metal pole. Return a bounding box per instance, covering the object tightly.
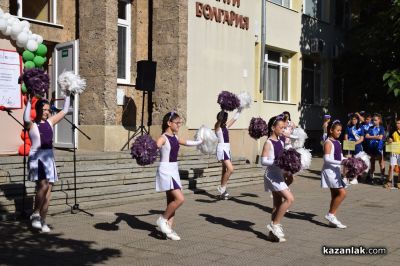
[259,0,266,92]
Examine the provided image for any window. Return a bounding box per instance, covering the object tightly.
[270,0,290,8]
[263,50,290,102]
[117,0,131,83]
[304,0,330,22]
[302,57,322,105]
[10,0,57,23]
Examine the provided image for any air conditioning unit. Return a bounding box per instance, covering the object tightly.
[310,38,324,54]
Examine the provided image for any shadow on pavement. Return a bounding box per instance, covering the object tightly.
[94,212,165,239]
[199,213,269,241]
[198,192,329,228]
[0,220,121,265]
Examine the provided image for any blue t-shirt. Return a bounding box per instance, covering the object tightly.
[362,122,372,133]
[346,125,364,141]
[367,126,385,152]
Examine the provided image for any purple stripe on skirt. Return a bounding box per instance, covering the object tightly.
[172,178,181,190]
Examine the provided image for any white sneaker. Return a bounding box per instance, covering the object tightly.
[217,186,229,200]
[156,216,172,234]
[350,178,358,185]
[267,222,286,242]
[166,230,181,241]
[325,214,347,229]
[30,213,42,230]
[41,223,51,233]
[343,178,349,185]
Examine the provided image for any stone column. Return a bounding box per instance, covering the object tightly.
[152,0,188,125]
[78,0,118,150]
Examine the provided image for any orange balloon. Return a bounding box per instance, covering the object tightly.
[31,97,38,109]
[18,144,31,156]
[20,130,29,140]
[30,109,36,120]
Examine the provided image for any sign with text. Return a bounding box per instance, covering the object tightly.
[343,140,356,151]
[0,50,22,109]
[386,143,400,154]
[195,0,249,30]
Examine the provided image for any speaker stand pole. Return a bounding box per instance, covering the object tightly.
[121,90,148,150]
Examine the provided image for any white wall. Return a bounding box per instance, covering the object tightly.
[187,0,259,129]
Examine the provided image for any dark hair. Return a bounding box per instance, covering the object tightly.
[267,115,285,137]
[214,110,228,130]
[327,119,342,137]
[282,111,291,121]
[348,113,360,129]
[162,111,180,133]
[365,113,372,118]
[35,99,50,121]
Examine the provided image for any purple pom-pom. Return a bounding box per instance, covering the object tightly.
[130,134,158,166]
[342,157,368,179]
[217,91,240,111]
[275,148,302,174]
[21,68,49,97]
[248,117,268,139]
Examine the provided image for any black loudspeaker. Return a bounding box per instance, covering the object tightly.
[136,60,157,91]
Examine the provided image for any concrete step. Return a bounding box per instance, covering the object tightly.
[0,168,264,213]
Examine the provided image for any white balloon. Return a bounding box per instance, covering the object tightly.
[16,40,25,48]
[7,17,17,26]
[22,26,29,32]
[20,20,30,29]
[17,31,29,44]
[11,23,22,39]
[0,18,7,31]
[2,25,12,36]
[26,39,38,51]
[3,13,11,20]
[0,9,4,16]
[36,35,43,44]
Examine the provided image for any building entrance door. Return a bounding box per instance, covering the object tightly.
[52,40,79,148]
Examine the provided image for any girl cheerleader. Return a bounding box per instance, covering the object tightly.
[155,112,202,240]
[321,120,347,229]
[365,113,386,184]
[261,115,294,242]
[24,92,70,232]
[214,109,240,199]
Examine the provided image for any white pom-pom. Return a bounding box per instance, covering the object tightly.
[194,125,218,155]
[354,151,371,173]
[296,148,312,170]
[20,20,30,29]
[237,91,252,110]
[291,127,308,149]
[58,71,87,95]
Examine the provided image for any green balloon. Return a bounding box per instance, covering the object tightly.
[22,50,35,62]
[21,83,27,94]
[33,56,46,67]
[24,61,35,69]
[35,44,47,57]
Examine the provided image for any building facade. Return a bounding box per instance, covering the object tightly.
[0,0,350,159]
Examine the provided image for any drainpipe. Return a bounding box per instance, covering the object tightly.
[259,0,266,92]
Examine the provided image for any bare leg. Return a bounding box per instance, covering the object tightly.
[271,189,294,225]
[166,191,175,228]
[40,183,53,223]
[34,180,49,215]
[220,160,233,187]
[369,155,376,177]
[328,188,346,215]
[378,153,385,177]
[163,189,184,222]
[271,193,283,222]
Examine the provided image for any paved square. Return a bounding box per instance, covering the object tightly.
[1,159,399,265]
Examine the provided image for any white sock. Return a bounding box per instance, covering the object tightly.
[327,213,335,217]
[220,186,226,193]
